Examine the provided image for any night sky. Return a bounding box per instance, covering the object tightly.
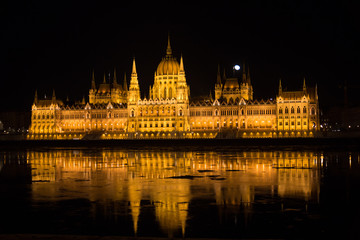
[2,0,359,112]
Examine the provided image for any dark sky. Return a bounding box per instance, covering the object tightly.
[2,0,359,111]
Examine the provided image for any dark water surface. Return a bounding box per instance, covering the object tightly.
[1,145,360,239]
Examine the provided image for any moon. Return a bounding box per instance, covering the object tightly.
[234,65,240,71]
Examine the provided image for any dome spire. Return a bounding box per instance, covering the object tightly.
[166,33,172,56]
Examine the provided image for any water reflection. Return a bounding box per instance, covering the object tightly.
[0,148,337,238]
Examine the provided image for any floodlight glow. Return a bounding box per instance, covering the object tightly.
[234,65,240,71]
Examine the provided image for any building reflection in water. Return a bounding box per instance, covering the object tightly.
[23,149,321,237]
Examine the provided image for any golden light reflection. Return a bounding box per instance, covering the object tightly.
[26,149,321,237]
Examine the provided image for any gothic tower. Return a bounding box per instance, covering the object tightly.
[128,58,141,104]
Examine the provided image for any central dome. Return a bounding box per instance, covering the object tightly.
[156,56,180,76]
[156,35,180,76]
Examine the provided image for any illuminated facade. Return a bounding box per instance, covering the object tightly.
[28,37,319,140]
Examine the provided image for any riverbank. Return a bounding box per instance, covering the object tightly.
[0,137,359,151]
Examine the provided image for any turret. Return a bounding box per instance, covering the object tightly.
[239,64,253,100]
[128,58,140,103]
[52,89,56,102]
[89,70,96,104]
[279,78,282,95]
[34,90,38,105]
[91,70,96,89]
[303,77,306,92]
[113,68,118,85]
[215,65,223,100]
[176,54,189,102]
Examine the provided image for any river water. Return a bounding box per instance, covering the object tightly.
[0,146,359,239]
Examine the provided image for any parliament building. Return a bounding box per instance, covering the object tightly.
[28,37,320,140]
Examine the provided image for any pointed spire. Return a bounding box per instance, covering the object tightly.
[303,77,306,91]
[103,73,106,83]
[129,58,140,102]
[123,72,128,91]
[246,66,251,84]
[81,96,85,104]
[179,54,184,73]
[166,33,172,56]
[279,78,282,94]
[242,62,246,83]
[91,70,96,89]
[34,90,38,104]
[52,89,56,102]
[315,83,318,100]
[113,68,117,85]
[132,58,137,75]
[216,64,222,85]
[222,68,227,82]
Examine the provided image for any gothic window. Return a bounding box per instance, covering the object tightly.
[291,107,294,114]
[215,109,219,116]
[303,106,307,114]
[285,107,288,114]
[297,106,301,113]
[179,109,183,116]
[163,87,167,99]
[279,108,283,114]
[130,109,135,117]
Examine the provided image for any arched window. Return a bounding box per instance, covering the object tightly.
[285,107,288,114]
[163,87,167,99]
[291,107,294,114]
[179,109,183,116]
[130,109,135,117]
[215,109,219,116]
[303,106,307,114]
[279,108,283,114]
[297,106,301,113]
[311,108,316,115]
[168,87,172,99]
